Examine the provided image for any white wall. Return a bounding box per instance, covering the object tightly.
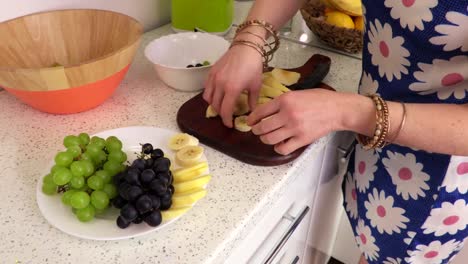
[0,0,171,31]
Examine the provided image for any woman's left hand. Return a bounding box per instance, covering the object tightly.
[247,89,344,155]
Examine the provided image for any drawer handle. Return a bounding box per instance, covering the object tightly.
[291,256,300,264]
[263,206,310,264]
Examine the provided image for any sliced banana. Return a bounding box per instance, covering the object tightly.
[271,68,301,86]
[233,93,250,116]
[205,105,218,118]
[172,188,207,207]
[234,115,252,132]
[257,96,272,105]
[263,76,291,93]
[175,145,204,167]
[262,71,273,80]
[259,84,284,98]
[161,206,191,221]
[172,161,209,183]
[168,133,199,151]
[174,174,211,194]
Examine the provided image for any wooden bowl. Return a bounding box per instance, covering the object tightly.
[0,9,143,114]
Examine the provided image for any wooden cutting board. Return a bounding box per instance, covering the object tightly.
[176,54,335,166]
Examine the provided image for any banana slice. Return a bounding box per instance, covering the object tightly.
[174,174,211,194]
[172,188,207,207]
[234,116,252,132]
[175,146,204,167]
[263,76,291,93]
[172,161,209,183]
[205,105,218,118]
[161,206,191,221]
[168,133,199,151]
[262,71,273,80]
[257,96,272,105]
[233,93,250,116]
[271,68,301,86]
[260,84,284,98]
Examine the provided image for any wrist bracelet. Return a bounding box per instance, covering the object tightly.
[356,94,390,150]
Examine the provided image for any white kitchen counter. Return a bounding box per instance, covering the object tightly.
[0,23,361,263]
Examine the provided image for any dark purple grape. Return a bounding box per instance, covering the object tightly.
[140,169,156,185]
[156,173,170,186]
[118,182,131,200]
[153,158,171,173]
[160,198,172,210]
[141,143,153,154]
[120,204,138,222]
[160,190,172,201]
[145,158,154,169]
[144,210,162,227]
[186,64,194,68]
[127,186,144,201]
[125,168,140,185]
[168,171,174,185]
[149,179,167,196]
[113,171,126,185]
[168,185,175,195]
[112,196,127,209]
[132,217,143,224]
[151,149,164,159]
[148,194,161,210]
[131,159,146,171]
[135,195,153,214]
[195,63,203,67]
[117,216,131,229]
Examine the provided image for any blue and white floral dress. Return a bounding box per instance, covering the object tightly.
[343,1,468,263]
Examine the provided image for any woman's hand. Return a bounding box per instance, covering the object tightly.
[203,44,263,128]
[247,89,344,155]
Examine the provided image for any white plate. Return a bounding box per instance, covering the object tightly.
[36,126,208,240]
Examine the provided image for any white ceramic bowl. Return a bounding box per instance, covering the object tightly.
[145,32,230,92]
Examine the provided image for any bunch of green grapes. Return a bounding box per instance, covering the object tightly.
[42,133,127,222]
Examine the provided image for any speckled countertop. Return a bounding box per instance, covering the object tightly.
[0,17,361,264]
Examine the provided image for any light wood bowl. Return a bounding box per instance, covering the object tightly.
[0,9,143,113]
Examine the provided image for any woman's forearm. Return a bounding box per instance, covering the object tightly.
[339,92,468,156]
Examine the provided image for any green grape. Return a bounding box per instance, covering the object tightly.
[108,150,127,163]
[119,164,126,173]
[61,190,77,206]
[90,190,110,210]
[90,136,106,149]
[80,152,93,162]
[54,152,74,167]
[78,133,90,146]
[103,160,121,176]
[85,144,101,158]
[50,164,65,174]
[42,182,57,195]
[82,160,95,177]
[76,205,95,222]
[63,135,81,148]
[105,136,122,152]
[94,207,106,215]
[95,170,112,184]
[102,183,118,199]
[66,145,82,158]
[70,161,86,177]
[43,174,54,184]
[87,175,104,190]
[52,167,73,185]
[70,191,90,209]
[93,150,107,166]
[70,175,85,189]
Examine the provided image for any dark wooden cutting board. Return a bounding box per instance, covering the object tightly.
[177,54,335,166]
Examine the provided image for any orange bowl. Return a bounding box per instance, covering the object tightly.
[0,9,143,114]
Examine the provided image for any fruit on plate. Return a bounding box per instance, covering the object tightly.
[321,0,362,17]
[173,174,211,194]
[257,96,272,105]
[168,133,199,151]
[113,143,174,228]
[271,68,301,86]
[172,161,209,183]
[205,105,218,118]
[233,93,250,116]
[175,146,204,167]
[41,133,127,222]
[171,188,207,208]
[234,116,252,132]
[325,11,355,29]
[161,206,191,221]
[354,16,364,31]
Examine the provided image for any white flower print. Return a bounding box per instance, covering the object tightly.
[345,172,358,219]
[430,11,468,52]
[355,144,378,193]
[365,188,409,234]
[382,151,430,200]
[422,199,468,237]
[404,231,417,245]
[383,257,402,264]
[442,155,468,194]
[359,71,379,96]
[384,0,437,31]
[368,19,411,81]
[355,219,380,261]
[405,239,460,264]
[409,56,468,100]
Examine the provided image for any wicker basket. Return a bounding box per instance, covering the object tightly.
[300,1,363,53]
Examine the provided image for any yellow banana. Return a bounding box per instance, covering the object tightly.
[257,96,272,105]
[260,84,284,98]
[263,76,291,93]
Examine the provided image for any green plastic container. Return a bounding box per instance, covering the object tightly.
[171,0,234,35]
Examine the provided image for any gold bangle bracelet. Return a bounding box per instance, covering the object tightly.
[388,102,407,144]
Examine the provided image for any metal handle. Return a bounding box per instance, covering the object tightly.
[290,256,300,264]
[263,206,310,264]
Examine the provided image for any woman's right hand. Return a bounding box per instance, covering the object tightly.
[203,44,264,128]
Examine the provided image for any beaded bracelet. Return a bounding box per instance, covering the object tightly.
[357,94,390,150]
[230,40,270,70]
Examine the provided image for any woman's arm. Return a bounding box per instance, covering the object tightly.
[342,92,468,155]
